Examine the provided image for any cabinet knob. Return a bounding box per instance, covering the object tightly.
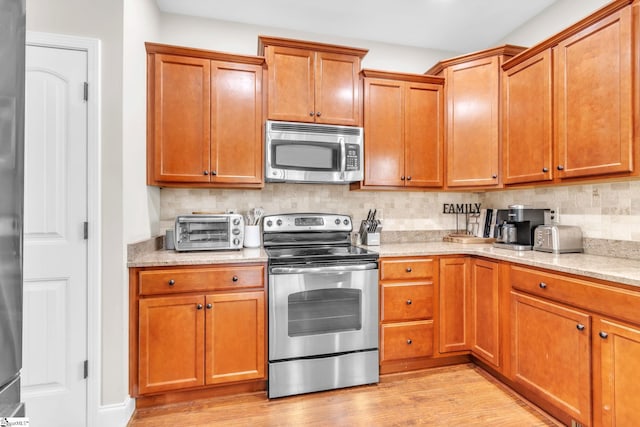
[492,174,498,179]
[316,112,322,117]
[407,339,413,345]
[168,279,175,286]
[206,303,212,309]
[406,267,412,273]
[197,304,203,310]
[599,331,609,339]
[557,165,565,171]
[542,167,549,173]
[407,176,412,181]
[539,282,547,289]
[576,323,585,331]
[309,112,315,117]
[211,170,217,176]
[232,275,239,282]
[400,176,405,181]
[406,299,412,305]
[203,171,209,176]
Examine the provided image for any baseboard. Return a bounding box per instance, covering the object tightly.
[97,396,135,427]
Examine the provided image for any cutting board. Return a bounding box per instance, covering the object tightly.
[443,233,496,244]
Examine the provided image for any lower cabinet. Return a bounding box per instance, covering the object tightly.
[130,263,266,399]
[438,257,471,353]
[593,317,640,427]
[470,258,500,368]
[511,291,591,425]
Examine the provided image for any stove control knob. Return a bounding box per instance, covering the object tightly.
[266,220,273,227]
[276,219,283,226]
[335,219,341,225]
[343,219,349,226]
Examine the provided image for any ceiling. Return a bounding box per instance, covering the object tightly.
[154,0,559,53]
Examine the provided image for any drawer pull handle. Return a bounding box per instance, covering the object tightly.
[599,331,609,339]
[406,339,412,345]
[197,304,203,310]
[406,299,412,305]
[206,303,212,309]
[539,282,547,289]
[406,267,412,273]
[232,275,239,282]
[168,279,175,286]
[576,323,585,331]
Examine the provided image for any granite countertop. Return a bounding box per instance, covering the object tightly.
[128,238,640,288]
[366,242,640,288]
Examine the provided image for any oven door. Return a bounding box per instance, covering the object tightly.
[268,262,378,361]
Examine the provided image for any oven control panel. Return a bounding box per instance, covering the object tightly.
[263,214,352,232]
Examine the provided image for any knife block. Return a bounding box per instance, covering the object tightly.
[362,231,380,246]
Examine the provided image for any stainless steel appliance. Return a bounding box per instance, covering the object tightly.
[265,120,363,184]
[264,213,379,398]
[0,0,25,417]
[494,205,550,251]
[533,225,583,254]
[174,214,244,251]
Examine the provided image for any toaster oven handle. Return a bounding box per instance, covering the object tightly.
[270,262,378,274]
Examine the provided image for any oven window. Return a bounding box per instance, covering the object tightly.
[287,288,362,337]
[272,141,339,171]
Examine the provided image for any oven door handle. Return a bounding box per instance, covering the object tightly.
[270,262,378,274]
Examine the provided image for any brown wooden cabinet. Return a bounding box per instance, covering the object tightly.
[259,36,367,126]
[438,257,471,353]
[511,291,591,425]
[379,257,436,373]
[427,46,526,189]
[146,43,264,188]
[592,317,640,426]
[470,258,500,368]
[502,50,553,185]
[130,263,266,402]
[356,70,444,189]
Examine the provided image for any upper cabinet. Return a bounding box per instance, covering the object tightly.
[258,36,368,126]
[146,43,264,188]
[427,46,526,190]
[502,0,638,186]
[354,70,444,189]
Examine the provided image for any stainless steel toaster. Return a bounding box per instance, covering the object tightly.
[533,225,583,254]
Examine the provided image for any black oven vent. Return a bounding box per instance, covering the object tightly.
[270,121,362,136]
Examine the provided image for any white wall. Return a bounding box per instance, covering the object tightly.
[498,0,611,46]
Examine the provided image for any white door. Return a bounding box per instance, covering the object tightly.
[22,44,88,427]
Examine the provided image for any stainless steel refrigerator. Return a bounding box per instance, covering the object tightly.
[0,0,26,417]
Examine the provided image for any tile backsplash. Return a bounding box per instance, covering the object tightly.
[160,180,640,243]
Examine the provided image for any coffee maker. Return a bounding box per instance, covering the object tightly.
[494,205,550,250]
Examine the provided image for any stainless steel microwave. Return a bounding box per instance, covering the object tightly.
[174,214,244,251]
[265,120,364,184]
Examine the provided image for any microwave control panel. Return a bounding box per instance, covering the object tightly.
[345,143,360,171]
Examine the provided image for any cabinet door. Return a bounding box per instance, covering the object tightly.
[555,7,633,179]
[593,317,640,426]
[502,51,553,184]
[265,46,315,123]
[445,56,500,188]
[363,78,405,186]
[151,54,211,183]
[471,259,500,367]
[404,81,444,187]
[205,291,265,384]
[439,257,471,353]
[315,51,361,126]
[511,292,591,425]
[138,295,205,394]
[210,61,263,184]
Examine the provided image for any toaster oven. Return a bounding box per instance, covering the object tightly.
[174,214,244,251]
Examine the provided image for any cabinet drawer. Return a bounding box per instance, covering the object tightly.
[509,264,640,326]
[380,258,434,281]
[139,265,265,295]
[381,283,433,322]
[380,320,433,362]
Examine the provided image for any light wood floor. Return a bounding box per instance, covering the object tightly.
[128,364,562,426]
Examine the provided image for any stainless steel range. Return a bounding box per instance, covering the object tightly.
[264,213,380,398]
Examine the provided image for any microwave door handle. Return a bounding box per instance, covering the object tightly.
[339,137,346,173]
